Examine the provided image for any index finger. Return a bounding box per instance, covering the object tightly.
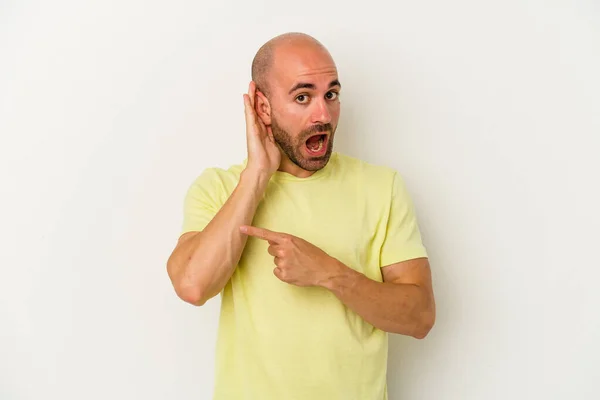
[240,225,283,242]
[248,81,256,108]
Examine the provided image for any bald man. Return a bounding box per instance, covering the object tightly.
[167,33,436,400]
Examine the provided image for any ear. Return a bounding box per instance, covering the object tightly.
[255,90,272,126]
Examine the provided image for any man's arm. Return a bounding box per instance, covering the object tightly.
[321,257,436,338]
[167,82,280,306]
[167,169,271,306]
[240,225,436,338]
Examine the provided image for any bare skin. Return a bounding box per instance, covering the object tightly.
[167,33,435,338]
[166,82,277,306]
[253,37,341,177]
[239,226,435,338]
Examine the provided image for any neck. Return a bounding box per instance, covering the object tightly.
[277,154,316,178]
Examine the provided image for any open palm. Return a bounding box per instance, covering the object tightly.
[243,81,281,175]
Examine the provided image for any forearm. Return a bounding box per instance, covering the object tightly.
[168,168,270,305]
[321,260,435,338]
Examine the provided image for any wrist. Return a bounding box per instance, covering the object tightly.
[240,167,272,195]
[318,258,358,292]
[242,167,272,185]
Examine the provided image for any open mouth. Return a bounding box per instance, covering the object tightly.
[305,134,328,156]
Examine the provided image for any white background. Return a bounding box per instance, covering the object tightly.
[1,0,599,399]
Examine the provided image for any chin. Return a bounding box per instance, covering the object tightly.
[297,146,333,171]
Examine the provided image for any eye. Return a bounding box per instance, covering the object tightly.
[326,91,339,100]
[295,94,309,104]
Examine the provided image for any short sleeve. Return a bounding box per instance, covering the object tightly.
[379,172,428,267]
[181,168,224,235]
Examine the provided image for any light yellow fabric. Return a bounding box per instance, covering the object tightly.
[181,152,428,400]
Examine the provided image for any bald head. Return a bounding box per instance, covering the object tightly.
[248,33,341,175]
[251,32,331,97]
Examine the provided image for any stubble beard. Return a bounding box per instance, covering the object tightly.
[270,117,335,172]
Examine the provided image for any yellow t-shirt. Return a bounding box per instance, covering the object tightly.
[181,151,428,400]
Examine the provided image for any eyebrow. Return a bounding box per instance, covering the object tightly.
[288,79,342,95]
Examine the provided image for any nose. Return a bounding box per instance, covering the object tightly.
[311,98,332,125]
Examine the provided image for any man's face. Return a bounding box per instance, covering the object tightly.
[266,46,341,172]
